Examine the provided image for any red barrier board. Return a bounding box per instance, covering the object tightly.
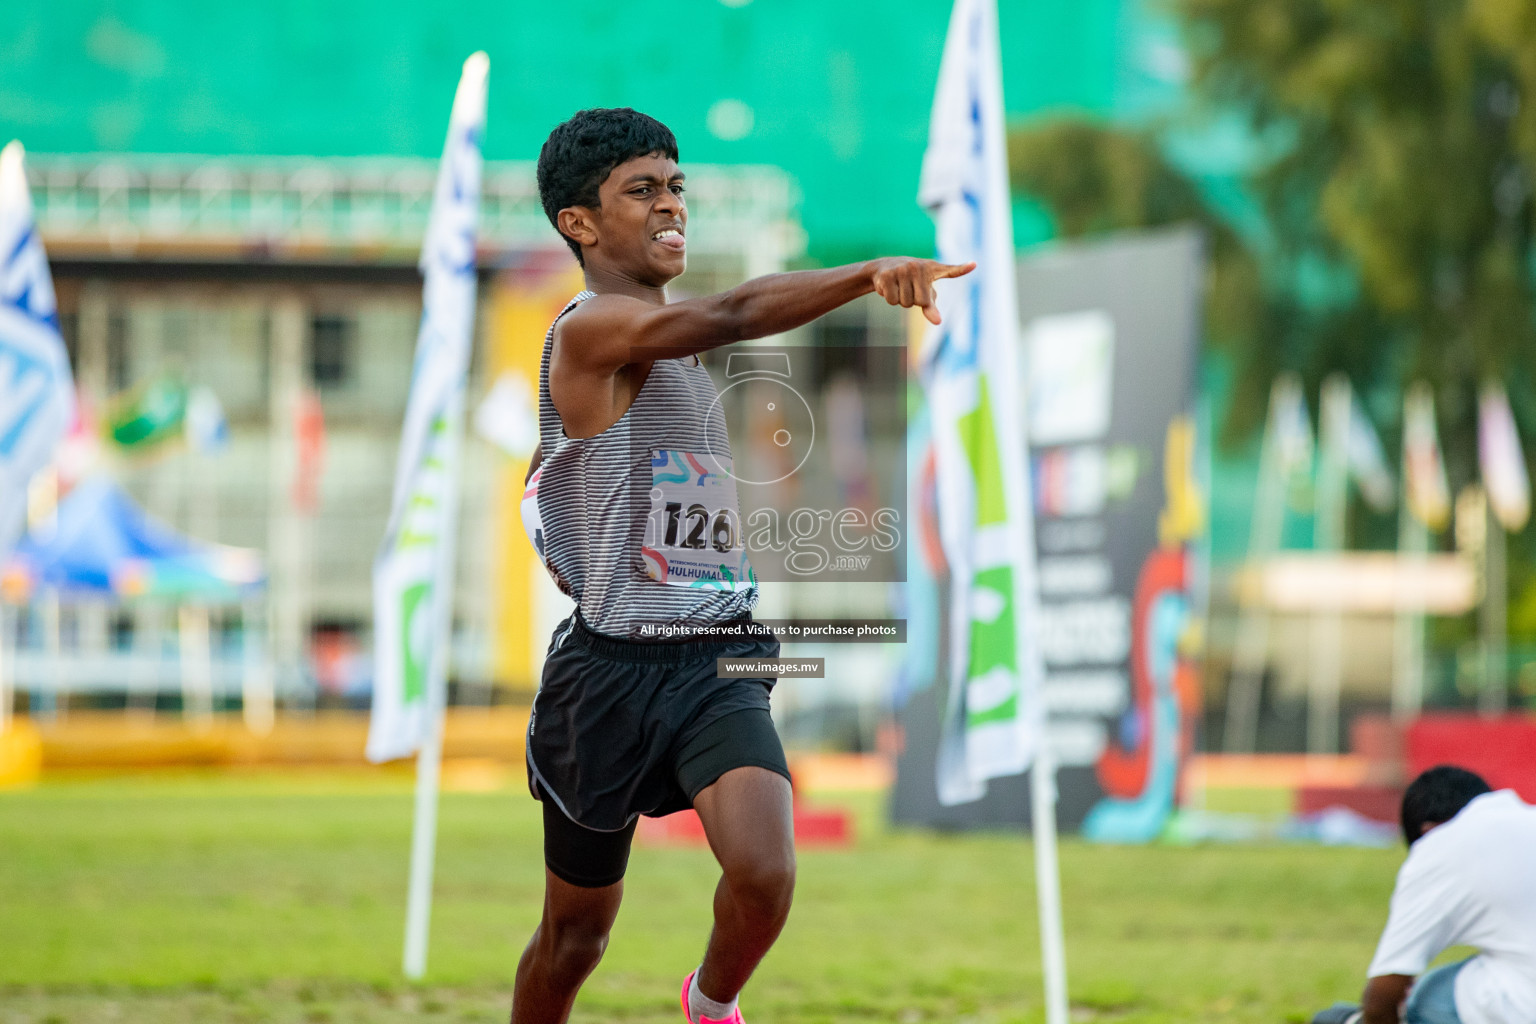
[1406,715,1536,802]
[1294,785,1403,825]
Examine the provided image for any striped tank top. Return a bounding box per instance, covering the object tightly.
[524,291,757,638]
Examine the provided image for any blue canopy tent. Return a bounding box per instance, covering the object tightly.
[0,478,268,723]
[1,477,264,601]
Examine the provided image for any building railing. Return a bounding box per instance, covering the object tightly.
[27,154,806,265]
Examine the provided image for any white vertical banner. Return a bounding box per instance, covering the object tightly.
[1223,373,1310,753]
[920,0,1041,806]
[1479,381,1529,533]
[1394,383,1447,721]
[367,52,488,981]
[1403,383,1450,531]
[1310,374,1353,755]
[918,4,1067,1023]
[1477,380,1526,716]
[1344,389,1395,513]
[369,53,488,764]
[0,141,75,557]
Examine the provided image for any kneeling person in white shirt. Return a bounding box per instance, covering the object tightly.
[1318,765,1536,1024]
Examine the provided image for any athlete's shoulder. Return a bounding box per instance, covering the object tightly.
[568,291,652,319]
[556,292,668,351]
[554,292,634,335]
[549,292,599,342]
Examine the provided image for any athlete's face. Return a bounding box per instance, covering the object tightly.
[587,153,688,285]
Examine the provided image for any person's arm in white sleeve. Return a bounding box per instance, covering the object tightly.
[1360,853,1457,1024]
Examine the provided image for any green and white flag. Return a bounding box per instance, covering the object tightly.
[368,53,488,763]
[918,0,1044,805]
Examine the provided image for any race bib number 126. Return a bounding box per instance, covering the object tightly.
[642,450,755,591]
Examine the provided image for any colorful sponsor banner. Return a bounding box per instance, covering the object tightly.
[892,228,1205,836]
[0,141,74,555]
[1403,382,1450,531]
[367,54,487,764]
[917,0,1044,804]
[1032,444,1140,519]
[1079,415,1203,841]
[1479,381,1530,532]
[1034,446,1106,518]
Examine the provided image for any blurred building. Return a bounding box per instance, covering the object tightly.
[3,0,1202,729]
[22,154,804,699]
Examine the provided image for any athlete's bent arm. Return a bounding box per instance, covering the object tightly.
[560,257,973,376]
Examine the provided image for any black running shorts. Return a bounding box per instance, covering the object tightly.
[526,613,791,888]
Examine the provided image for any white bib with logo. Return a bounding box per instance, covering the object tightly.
[641,449,755,591]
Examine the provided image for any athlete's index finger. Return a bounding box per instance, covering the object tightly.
[932,260,977,280]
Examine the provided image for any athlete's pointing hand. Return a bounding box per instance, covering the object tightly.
[870,258,976,326]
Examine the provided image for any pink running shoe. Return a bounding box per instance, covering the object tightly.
[680,970,745,1024]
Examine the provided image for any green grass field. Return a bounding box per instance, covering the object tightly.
[0,771,1401,1024]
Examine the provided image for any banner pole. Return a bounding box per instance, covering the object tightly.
[1480,505,1508,716]
[402,391,468,980]
[403,695,446,979]
[1392,495,1429,721]
[1309,376,1350,755]
[1224,382,1287,752]
[1030,743,1069,1024]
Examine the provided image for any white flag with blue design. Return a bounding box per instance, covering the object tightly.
[0,141,74,556]
[368,54,488,763]
[918,0,1045,805]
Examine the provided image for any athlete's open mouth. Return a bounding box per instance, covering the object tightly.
[651,228,686,252]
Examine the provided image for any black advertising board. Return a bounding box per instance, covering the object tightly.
[892,227,1205,836]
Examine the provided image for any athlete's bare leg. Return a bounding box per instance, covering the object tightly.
[691,766,796,1004]
[509,871,624,1024]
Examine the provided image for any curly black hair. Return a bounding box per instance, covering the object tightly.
[1400,765,1491,846]
[536,108,679,264]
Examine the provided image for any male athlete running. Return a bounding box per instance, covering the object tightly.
[513,107,972,1024]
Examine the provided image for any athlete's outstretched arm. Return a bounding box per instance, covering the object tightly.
[560,258,973,375]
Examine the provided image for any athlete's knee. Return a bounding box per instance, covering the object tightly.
[726,848,796,922]
[539,916,612,982]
